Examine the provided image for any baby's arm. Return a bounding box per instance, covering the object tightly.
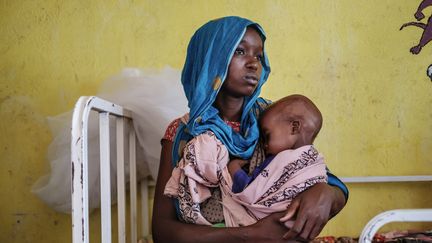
[228,158,253,193]
[227,158,248,178]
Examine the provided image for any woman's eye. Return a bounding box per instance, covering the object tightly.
[235,48,245,55]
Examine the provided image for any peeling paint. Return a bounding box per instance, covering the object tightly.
[71,161,74,194]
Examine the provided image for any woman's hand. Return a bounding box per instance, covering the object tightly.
[279,183,346,241]
[249,212,300,243]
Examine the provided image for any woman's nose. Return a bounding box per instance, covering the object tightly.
[245,56,259,71]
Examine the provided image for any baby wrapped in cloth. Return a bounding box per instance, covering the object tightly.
[164,131,327,226]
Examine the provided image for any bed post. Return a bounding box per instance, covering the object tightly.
[72,96,150,243]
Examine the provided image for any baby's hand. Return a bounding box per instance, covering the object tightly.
[230,158,248,167]
[227,158,248,177]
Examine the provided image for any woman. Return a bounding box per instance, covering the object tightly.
[152,16,348,242]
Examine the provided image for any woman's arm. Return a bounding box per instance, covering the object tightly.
[279,183,346,241]
[152,139,291,243]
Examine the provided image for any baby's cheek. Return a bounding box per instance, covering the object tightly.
[266,142,279,155]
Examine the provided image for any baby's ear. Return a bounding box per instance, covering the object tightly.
[291,120,301,134]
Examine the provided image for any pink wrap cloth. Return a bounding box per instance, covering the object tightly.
[164,132,327,227]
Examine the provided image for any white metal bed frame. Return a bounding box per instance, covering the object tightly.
[341,177,432,243]
[71,96,151,243]
[359,209,432,243]
[71,96,432,243]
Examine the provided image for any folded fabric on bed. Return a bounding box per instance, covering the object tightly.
[312,229,432,243]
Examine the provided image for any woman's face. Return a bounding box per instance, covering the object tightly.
[221,27,264,98]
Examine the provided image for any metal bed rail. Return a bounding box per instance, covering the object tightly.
[340,176,432,243]
[341,175,432,183]
[71,96,151,243]
[359,209,432,243]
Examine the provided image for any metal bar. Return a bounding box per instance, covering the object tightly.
[89,96,132,118]
[341,175,432,183]
[129,125,138,243]
[99,112,112,243]
[140,179,149,237]
[72,96,143,243]
[117,118,126,243]
[359,209,432,243]
[72,97,90,243]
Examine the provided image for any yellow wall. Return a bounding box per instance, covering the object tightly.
[1,1,432,242]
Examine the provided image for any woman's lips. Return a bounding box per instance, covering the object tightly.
[244,75,258,85]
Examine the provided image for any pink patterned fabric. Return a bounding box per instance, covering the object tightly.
[231,145,327,221]
[164,132,327,227]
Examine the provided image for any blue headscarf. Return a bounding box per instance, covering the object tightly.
[172,16,271,166]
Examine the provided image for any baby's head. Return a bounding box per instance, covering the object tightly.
[259,94,323,155]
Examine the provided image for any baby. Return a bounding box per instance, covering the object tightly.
[229,94,326,193]
[164,94,328,226]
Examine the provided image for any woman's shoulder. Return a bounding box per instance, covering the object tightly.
[162,118,181,142]
[162,113,191,142]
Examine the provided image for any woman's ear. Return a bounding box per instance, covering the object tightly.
[291,120,301,134]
